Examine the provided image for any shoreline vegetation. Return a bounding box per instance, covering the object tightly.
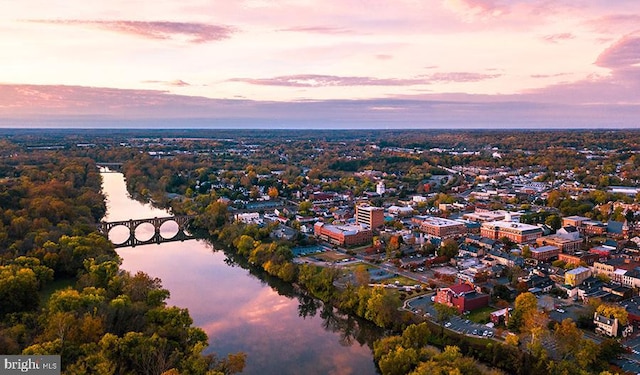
[2,129,638,374]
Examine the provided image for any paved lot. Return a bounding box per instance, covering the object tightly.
[406,295,496,338]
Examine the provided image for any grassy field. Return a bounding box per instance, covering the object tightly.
[467,306,494,324]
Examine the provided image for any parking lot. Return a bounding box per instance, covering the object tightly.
[406,294,496,338]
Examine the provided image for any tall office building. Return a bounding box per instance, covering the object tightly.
[355,204,384,229]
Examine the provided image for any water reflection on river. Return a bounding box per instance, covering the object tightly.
[102,172,381,374]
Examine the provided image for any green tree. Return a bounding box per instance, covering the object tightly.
[378,346,419,375]
[545,214,562,231]
[0,265,40,315]
[508,292,537,332]
[365,287,400,328]
[298,200,313,215]
[438,239,459,260]
[553,318,582,360]
[596,304,628,325]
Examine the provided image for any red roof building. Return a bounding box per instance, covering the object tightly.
[434,283,490,314]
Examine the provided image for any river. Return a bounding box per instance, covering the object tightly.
[101,172,381,375]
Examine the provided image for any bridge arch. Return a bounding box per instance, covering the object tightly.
[97,215,196,248]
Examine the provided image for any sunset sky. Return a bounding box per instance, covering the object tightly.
[1,0,639,128]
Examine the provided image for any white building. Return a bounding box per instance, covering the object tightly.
[376,181,386,195]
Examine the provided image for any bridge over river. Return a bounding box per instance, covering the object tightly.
[97,215,196,248]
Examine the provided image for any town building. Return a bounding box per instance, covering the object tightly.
[565,267,592,287]
[420,216,467,239]
[480,221,543,243]
[463,210,522,223]
[590,246,613,259]
[583,220,607,236]
[530,245,560,262]
[622,268,640,289]
[313,222,372,246]
[563,216,590,228]
[434,283,490,314]
[355,204,384,229]
[387,205,414,217]
[559,252,599,267]
[557,225,581,241]
[234,212,263,225]
[536,235,582,254]
[592,259,640,283]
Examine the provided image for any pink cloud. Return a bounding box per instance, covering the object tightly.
[586,14,640,34]
[142,79,191,87]
[230,72,500,87]
[278,26,355,34]
[443,0,508,21]
[530,73,570,79]
[542,33,575,43]
[229,74,426,87]
[596,31,640,70]
[28,20,236,43]
[1,83,639,128]
[427,72,502,82]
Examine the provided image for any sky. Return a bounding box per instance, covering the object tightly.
[1,0,639,128]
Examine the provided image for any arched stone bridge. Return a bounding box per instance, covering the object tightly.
[97,215,196,248]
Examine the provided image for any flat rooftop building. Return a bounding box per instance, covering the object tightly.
[481,221,543,244]
[355,204,384,229]
[420,216,467,239]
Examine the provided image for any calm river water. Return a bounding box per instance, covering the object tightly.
[101,172,381,375]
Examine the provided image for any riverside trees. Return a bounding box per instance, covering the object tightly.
[0,148,243,374]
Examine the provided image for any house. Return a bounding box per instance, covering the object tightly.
[490,308,509,326]
[465,235,497,250]
[434,283,490,313]
[594,313,619,337]
[486,250,525,268]
[523,274,554,294]
[458,243,485,258]
[593,312,633,337]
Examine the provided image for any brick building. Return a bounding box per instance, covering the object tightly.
[536,234,582,254]
[480,221,543,244]
[434,283,490,314]
[420,216,467,239]
[530,245,560,261]
[313,222,372,246]
[559,252,599,266]
[355,204,384,229]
